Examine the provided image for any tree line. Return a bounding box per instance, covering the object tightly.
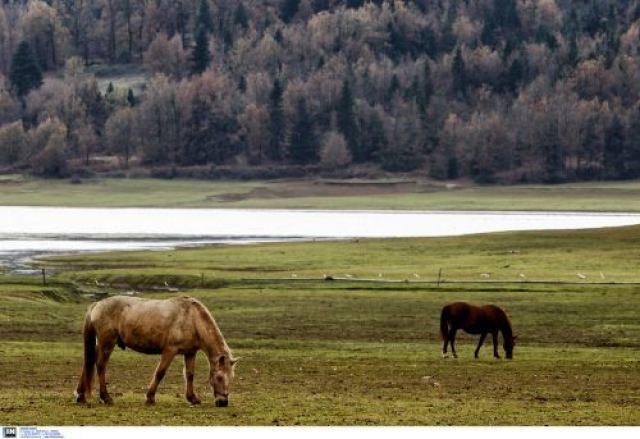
[2,0,640,182]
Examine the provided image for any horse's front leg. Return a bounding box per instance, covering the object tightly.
[146,348,177,405]
[96,338,116,404]
[183,353,201,405]
[492,332,500,359]
[475,333,487,359]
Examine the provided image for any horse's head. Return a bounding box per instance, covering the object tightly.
[504,335,517,359]
[210,354,238,407]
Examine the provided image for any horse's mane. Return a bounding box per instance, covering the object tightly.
[187,297,233,356]
[500,308,514,338]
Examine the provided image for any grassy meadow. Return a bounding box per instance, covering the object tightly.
[5,176,640,211]
[1,226,640,425]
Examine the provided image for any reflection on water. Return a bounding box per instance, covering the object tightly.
[2,206,640,270]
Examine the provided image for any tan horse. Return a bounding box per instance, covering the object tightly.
[75,295,238,406]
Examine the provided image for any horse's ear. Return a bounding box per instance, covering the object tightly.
[231,357,240,366]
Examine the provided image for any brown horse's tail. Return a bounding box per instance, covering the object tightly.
[440,307,450,340]
[76,305,96,402]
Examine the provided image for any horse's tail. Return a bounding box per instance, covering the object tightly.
[440,307,450,340]
[76,304,97,402]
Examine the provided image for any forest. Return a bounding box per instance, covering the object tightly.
[1,0,640,183]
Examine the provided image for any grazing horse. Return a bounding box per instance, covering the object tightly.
[440,302,517,359]
[75,295,238,406]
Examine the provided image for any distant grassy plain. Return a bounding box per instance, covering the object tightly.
[4,175,640,210]
[1,226,640,425]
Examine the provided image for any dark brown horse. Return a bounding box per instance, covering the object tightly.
[440,302,517,359]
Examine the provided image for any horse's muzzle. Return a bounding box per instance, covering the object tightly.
[215,398,229,407]
[214,392,229,407]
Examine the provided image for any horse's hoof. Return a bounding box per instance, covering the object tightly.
[187,395,201,405]
[145,398,155,406]
[75,394,87,404]
[100,397,113,405]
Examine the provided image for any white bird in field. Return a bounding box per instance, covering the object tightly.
[413,273,420,278]
[344,274,353,278]
[577,273,586,279]
[519,273,526,279]
[291,274,298,278]
[378,273,382,278]
[600,272,606,279]
[480,273,490,278]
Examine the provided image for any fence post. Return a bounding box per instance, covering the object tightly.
[42,268,46,285]
[437,268,442,287]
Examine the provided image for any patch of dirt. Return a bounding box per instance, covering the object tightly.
[215,179,456,202]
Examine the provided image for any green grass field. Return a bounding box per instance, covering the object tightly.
[5,176,640,211]
[1,226,640,425]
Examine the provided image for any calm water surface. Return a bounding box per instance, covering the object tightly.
[2,206,640,269]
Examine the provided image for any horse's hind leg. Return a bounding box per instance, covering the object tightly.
[475,333,487,359]
[183,353,201,405]
[442,334,449,358]
[146,348,177,405]
[96,337,116,404]
[449,329,458,359]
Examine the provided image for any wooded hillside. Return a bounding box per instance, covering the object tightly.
[1,0,640,182]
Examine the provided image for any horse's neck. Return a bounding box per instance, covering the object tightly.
[499,315,513,339]
[197,312,230,359]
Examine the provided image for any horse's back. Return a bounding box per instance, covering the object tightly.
[442,302,474,319]
[442,302,504,333]
[89,295,201,354]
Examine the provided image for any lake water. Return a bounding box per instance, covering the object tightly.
[2,206,640,269]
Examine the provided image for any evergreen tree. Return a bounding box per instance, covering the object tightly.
[481,12,497,47]
[360,110,386,164]
[388,22,410,60]
[451,47,467,98]
[9,41,43,98]
[280,0,301,24]
[289,98,317,164]
[543,141,564,183]
[501,51,527,94]
[386,74,401,103]
[268,78,285,160]
[567,34,579,68]
[192,26,211,74]
[195,0,214,35]
[625,107,640,177]
[337,79,361,161]
[127,88,136,107]
[234,3,249,30]
[604,116,626,179]
[418,59,433,112]
[494,0,521,34]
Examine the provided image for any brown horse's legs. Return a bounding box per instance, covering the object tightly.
[96,339,115,404]
[442,333,449,357]
[183,353,201,405]
[492,332,500,359]
[448,329,458,358]
[146,349,177,405]
[475,333,487,358]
